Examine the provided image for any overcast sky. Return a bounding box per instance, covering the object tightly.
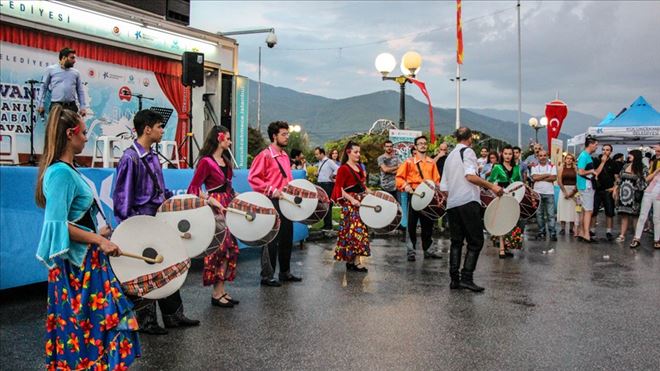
[190,1,660,118]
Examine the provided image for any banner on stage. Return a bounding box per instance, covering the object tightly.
[0,42,177,157]
[389,129,422,162]
[550,138,563,167]
[233,76,249,169]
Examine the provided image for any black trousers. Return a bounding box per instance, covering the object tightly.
[129,290,182,327]
[262,199,294,279]
[408,197,434,252]
[318,182,335,229]
[447,201,484,280]
[49,101,78,113]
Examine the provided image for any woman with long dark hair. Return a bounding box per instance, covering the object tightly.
[487,146,523,258]
[188,125,240,307]
[330,149,340,166]
[613,149,648,242]
[35,106,141,369]
[331,141,371,272]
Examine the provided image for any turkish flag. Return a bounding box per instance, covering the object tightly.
[545,100,568,150]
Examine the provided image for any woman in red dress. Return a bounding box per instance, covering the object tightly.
[188,126,240,308]
[331,141,371,272]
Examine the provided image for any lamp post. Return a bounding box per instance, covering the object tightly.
[374,51,423,130]
[217,28,277,132]
[528,116,547,144]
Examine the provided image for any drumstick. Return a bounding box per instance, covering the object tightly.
[120,251,164,264]
[412,191,425,198]
[360,204,382,213]
[226,207,255,222]
[281,195,302,207]
[505,184,525,194]
[180,232,192,239]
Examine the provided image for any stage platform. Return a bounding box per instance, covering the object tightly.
[0,166,309,289]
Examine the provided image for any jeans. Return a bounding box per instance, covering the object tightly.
[537,193,557,236]
[634,193,659,240]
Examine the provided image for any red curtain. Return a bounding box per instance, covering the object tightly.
[1,23,190,166]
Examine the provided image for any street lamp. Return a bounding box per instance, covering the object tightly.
[528,116,547,144]
[290,124,302,133]
[217,28,277,132]
[375,51,423,129]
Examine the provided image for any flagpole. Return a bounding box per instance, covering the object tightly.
[456,63,461,130]
[517,0,522,148]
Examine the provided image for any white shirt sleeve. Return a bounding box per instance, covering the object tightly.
[530,165,539,176]
[550,164,557,176]
[463,148,478,176]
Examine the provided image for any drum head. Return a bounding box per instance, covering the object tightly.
[110,216,189,299]
[484,195,520,236]
[411,181,435,211]
[156,196,216,258]
[360,191,400,230]
[505,182,526,203]
[226,192,279,244]
[280,179,319,222]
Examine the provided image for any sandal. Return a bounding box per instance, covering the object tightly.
[211,293,234,308]
[654,241,660,249]
[499,250,507,259]
[629,239,641,249]
[615,235,625,243]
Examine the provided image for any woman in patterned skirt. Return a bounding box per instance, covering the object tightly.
[188,125,240,308]
[331,141,371,272]
[35,106,140,370]
[613,150,648,242]
[487,146,523,258]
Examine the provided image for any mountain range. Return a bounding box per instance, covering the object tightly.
[246,80,598,147]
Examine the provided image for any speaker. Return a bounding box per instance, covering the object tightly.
[182,52,204,87]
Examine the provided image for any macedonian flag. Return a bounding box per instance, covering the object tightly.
[457,0,464,64]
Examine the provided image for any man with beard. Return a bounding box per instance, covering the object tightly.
[592,144,618,240]
[37,47,87,116]
[249,121,302,286]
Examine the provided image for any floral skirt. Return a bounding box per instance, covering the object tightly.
[334,198,370,262]
[46,245,141,370]
[203,192,239,285]
[491,225,524,250]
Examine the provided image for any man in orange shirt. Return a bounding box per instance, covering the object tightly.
[396,136,443,261]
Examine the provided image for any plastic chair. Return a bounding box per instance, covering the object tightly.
[91,136,121,168]
[0,131,20,165]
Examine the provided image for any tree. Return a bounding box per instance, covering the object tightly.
[247,127,267,167]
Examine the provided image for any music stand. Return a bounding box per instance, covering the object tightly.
[147,106,177,168]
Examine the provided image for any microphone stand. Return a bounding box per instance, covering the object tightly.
[21,79,41,166]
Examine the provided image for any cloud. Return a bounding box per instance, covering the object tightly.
[190,1,660,117]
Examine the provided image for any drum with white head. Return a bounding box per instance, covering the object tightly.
[411,181,447,219]
[156,195,218,258]
[280,179,330,224]
[110,216,190,299]
[225,192,280,246]
[359,191,402,233]
[483,195,520,236]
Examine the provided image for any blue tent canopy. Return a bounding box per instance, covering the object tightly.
[598,112,616,126]
[600,96,660,127]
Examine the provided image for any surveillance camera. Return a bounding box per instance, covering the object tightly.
[265,31,277,48]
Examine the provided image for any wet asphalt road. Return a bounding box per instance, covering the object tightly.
[2,227,659,370]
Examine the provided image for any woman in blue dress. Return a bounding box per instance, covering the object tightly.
[35,106,141,370]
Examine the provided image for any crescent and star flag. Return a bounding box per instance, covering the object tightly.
[545,100,568,151]
[407,78,436,143]
[457,0,464,64]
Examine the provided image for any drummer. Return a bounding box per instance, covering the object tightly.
[35,106,140,369]
[331,141,372,272]
[188,125,240,308]
[113,109,200,334]
[248,121,302,287]
[487,145,524,258]
[395,135,443,262]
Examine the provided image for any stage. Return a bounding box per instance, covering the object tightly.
[0,166,309,289]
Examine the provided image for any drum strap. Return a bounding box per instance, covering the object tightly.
[415,161,426,181]
[273,156,289,180]
[126,147,164,198]
[121,258,192,297]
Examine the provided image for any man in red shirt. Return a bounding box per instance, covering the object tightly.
[248,121,302,287]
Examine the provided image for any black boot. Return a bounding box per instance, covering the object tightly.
[137,301,168,335]
[459,250,485,292]
[449,246,462,290]
[162,305,200,328]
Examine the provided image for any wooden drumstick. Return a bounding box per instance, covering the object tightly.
[180,232,192,239]
[281,195,302,207]
[226,207,255,222]
[120,251,164,264]
[505,183,525,194]
[360,203,382,213]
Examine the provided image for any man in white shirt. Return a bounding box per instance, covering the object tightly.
[440,127,503,292]
[477,147,488,173]
[531,150,558,241]
[314,147,339,231]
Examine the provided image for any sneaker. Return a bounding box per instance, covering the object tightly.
[606,232,613,241]
[407,254,416,262]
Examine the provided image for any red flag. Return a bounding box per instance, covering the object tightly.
[408,78,436,143]
[457,0,464,64]
[545,100,568,151]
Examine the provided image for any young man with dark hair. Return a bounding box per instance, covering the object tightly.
[37,47,87,116]
[113,109,200,335]
[576,137,607,243]
[513,146,529,183]
[314,146,339,230]
[249,121,302,286]
[378,140,401,201]
[290,148,306,169]
[440,127,503,291]
[396,135,442,261]
[592,144,617,240]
